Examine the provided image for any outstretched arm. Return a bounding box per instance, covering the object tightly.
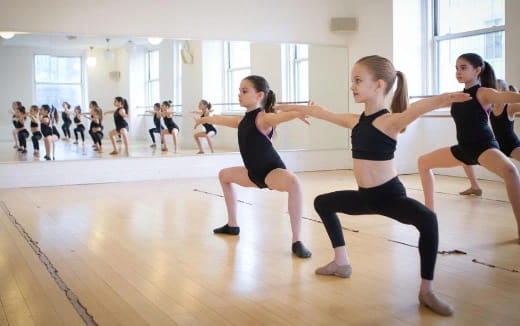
[194,115,242,129]
[479,88,520,107]
[386,92,471,133]
[259,111,310,129]
[275,104,359,129]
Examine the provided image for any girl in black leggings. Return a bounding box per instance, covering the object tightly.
[276,55,470,316]
[73,106,85,144]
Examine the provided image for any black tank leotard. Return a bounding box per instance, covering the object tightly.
[114,107,128,131]
[490,104,520,157]
[41,116,53,137]
[351,109,396,160]
[450,84,498,165]
[164,116,179,132]
[238,108,286,188]
[201,114,217,134]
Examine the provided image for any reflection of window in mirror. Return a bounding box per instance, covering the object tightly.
[34,55,84,109]
[172,41,183,112]
[145,50,160,108]
[224,41,250,113]
[281,44,308,103]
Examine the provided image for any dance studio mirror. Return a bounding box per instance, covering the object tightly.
[0,33,349,162]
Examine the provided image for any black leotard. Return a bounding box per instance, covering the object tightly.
[41,116,53,137]
[450,84,498,165]
[164,116,179,132]
[238,108,286,188]
[490,104,520,157]
[201,114,217,134]
[114,107,128,131]
[351,109,396,160]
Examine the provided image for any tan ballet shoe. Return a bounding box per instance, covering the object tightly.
[459,188,482,196]
[419,291,454,316]
[315,261,352,278]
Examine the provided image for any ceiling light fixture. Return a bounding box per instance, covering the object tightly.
[87,46,97,67]
[147,37,163,45]
[104,38,115,61]
[0,32,15,39]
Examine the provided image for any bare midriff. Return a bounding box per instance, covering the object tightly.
[353,158,398,188]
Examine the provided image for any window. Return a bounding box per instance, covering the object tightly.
[224,41,250,112]
[146,50,160,106]
[172,41,183,113]
[282,44,309,102]
[34,55,83,108]
[435,0,505,93]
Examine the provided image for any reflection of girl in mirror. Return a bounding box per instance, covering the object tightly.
[10,101,22,149]
[458,78,520,197]
[192,99,216,154]
[160,100,179,153]
[276,56,471,315]
[418,53,520,243]
[49,106,61,140]
[14,106,29,154]
[88,101,103,147]
[61,101,73,140]
[86,107,104,153]
[104,96,129,155]
[147,103,164,148]
[40,104,57,160]
[73,106,85,144]
[194,75,312,259]
[29,105,42,157]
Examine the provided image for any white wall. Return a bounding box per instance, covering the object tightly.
[505,0,520,88]
[0,0,352,46]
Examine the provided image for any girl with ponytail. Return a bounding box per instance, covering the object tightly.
[418,53,520,243]
[276,55,470,316]
[194,75,313,259]
[104,96,130,155]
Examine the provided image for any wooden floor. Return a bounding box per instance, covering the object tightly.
[0,171,518,325]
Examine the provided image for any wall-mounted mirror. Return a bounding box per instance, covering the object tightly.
[0,33,349,162]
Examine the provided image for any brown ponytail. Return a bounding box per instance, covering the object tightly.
[390,71,409,114]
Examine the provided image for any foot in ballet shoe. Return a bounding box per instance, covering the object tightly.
[213,224,240,235]
[419,291,454,316]
[459,188,482,196]
[315,261,352,278]
[292,241,312,258]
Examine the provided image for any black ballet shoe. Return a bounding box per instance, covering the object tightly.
[292,241,312,258]
[213,224,240,235]
[44,155,51,161]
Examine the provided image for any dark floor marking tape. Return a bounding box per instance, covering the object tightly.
[471,258,519,273]
[301,216,359,233]
[193,189,253,205]
[387,239,467,255]
[0,201,99,326]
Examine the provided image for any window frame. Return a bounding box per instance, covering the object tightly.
[145,49,160,107]
[223,41,250,113]
[33,54,85,108]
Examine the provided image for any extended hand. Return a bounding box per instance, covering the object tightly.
[440,92,472,107]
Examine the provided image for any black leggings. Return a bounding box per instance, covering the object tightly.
[314,177,438,280]
[62,120,72,138]
[148,127,163,143]
[92,130,103,146]
[74,125,85,142]
[18,129,30,149]
[32,131,42,151]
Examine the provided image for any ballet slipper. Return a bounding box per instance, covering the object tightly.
[459,188,482,196]
[419,291,454,316]
[315,261,352,278]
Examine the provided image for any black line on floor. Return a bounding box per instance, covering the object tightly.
[193,189,253,205]
[301,216,359,233]
[0,201,99,326]
[387,239,467,256]
[471,258,519,273]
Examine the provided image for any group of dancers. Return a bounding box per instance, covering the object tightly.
[192,52,520,317]
[8,51,520,316]
[9,97,218,159]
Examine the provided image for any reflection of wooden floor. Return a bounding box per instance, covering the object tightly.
[0,140,236,163]
[0,171,518,325]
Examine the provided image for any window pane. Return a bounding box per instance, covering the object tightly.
[295,44,308,59]
[437,31,505,93]
[230,68,250,110]
[437,0,504,35]
[229,41,250,68]
[149,50,159,80]
[35,84,82,109]
[295,60,308,101]
[35,55,81,83]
